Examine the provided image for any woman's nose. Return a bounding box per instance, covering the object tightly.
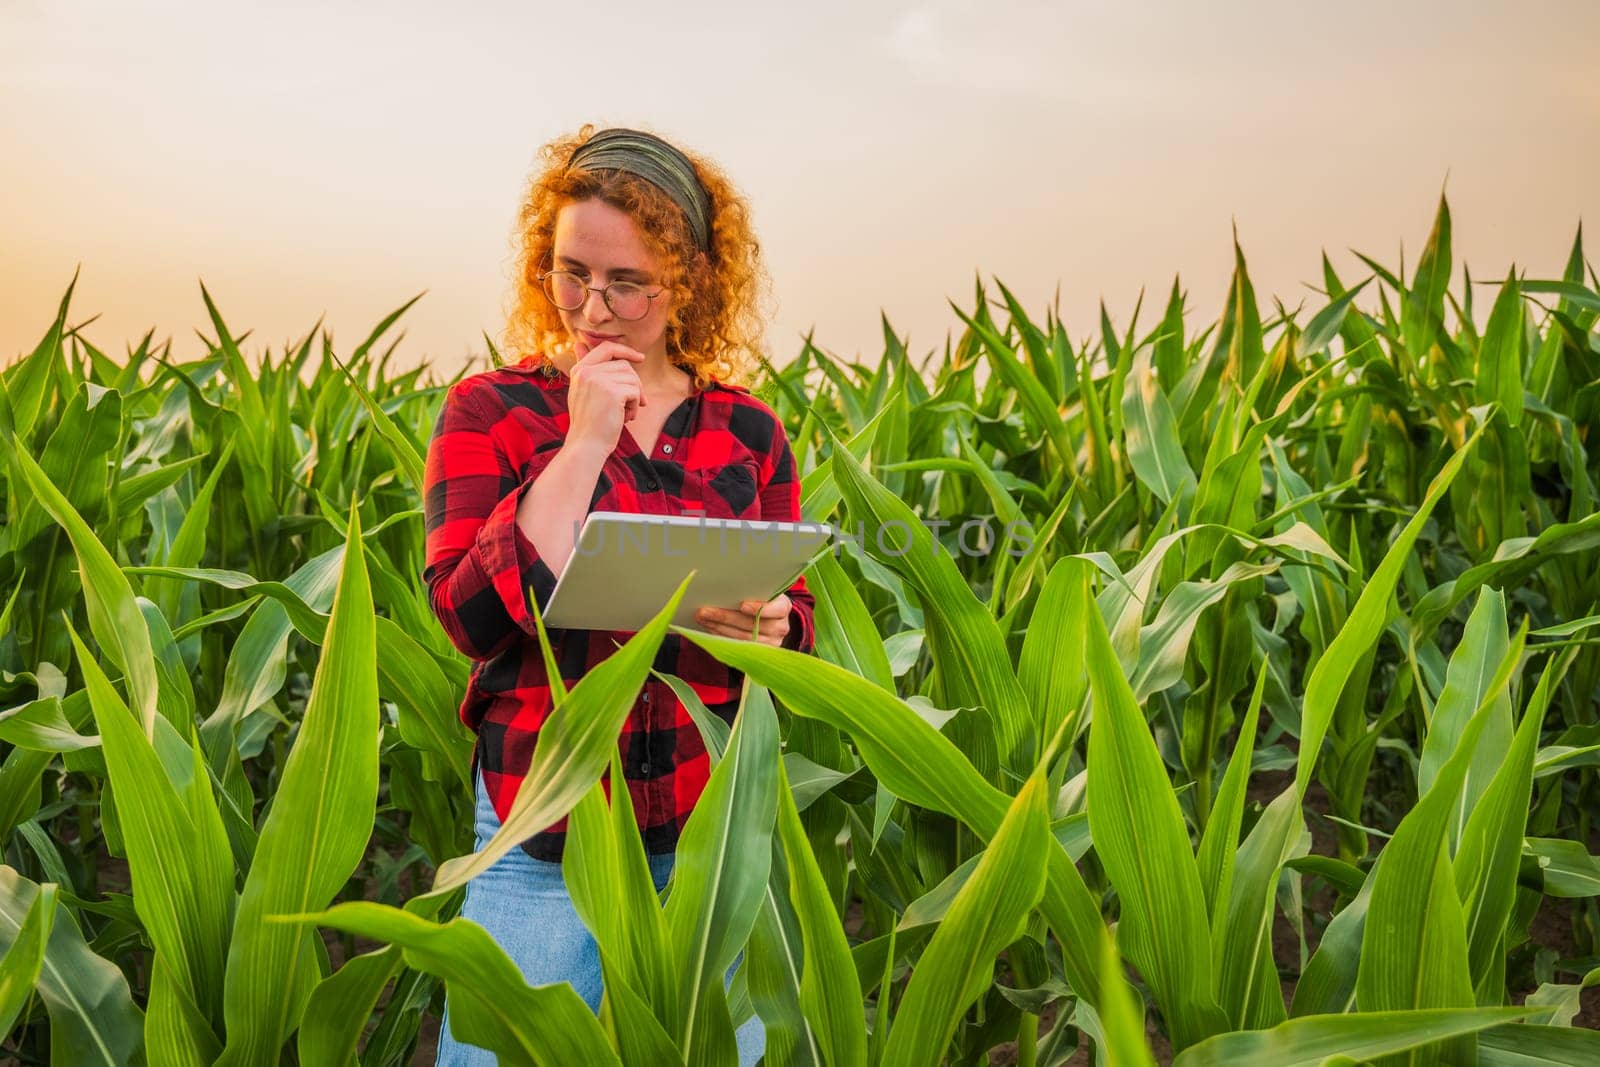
[583,287,614,324]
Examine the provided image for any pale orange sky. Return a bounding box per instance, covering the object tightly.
[3,1,1596,378]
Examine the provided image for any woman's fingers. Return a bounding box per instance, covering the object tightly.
[697,606,789,645]
[575,339,647,366]
[740,596,791,619]
[572,361,645,421]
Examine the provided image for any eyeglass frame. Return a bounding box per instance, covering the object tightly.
[534,261,669,321]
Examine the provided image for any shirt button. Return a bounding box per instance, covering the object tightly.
[662,444,673,454]
[646,479,659,490]
[641,761,651,774]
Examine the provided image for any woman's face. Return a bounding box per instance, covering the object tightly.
[550,198,675,364]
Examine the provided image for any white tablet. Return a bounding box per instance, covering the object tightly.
[539,510,835,634]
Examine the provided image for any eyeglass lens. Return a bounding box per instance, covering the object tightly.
[544,271,652,320]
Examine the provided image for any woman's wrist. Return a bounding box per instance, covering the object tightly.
[556,436,611,473]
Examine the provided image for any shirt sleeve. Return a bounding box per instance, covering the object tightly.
[755,414,817,656]
[422,383,569,660]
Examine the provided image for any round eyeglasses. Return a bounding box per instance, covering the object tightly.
[535,267,666,321]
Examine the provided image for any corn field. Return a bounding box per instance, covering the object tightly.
[2,194,1598,1065]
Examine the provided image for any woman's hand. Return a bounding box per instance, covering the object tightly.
[696,595,792,647]
[564,339,648,455]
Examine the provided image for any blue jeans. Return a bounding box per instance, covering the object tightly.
[435,770,766,1065]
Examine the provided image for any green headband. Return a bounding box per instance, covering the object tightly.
[565,127,713,252]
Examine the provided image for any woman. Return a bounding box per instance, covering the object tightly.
[422,124,815,1065]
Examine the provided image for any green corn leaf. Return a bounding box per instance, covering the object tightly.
[799,406,887,521]
[284,902,621,1066]
[67,618,233,1051]
[607,747,678,1026]
[1417,589,1514,845]
[1354,626,1523,1064]
[1401,191,1453,361]
[0,866,143,1067]
[1122,344,1197,507]
[674,628,1110,1018]
[598,964,685,1066]
[1454,650,1564,995]
[565,775,631,988]
[745,837,820,1067]
[1084,584,1228,1049]
[1298,419,1485,797]
[806,548,894,690]
[1475,269,1525,427]
[218,502,380,1064]
[1130,559,1279,701]
[949,299,1075,473]
[296,945,403,1067]
[1478,1022,1600,1064]
[1524,837,1600,898]
[1019,558,1092,761]
[564,747,679,1042]
[9,381,122,554]
[1196,666,1268,924]
[1290,857,1377,1018]
[328,345,427,497]
[12,442,161,736]
[830,437,1034,769]
[665,680,779,1059]
[1411,510,1600,643]
[1212,786,1304,1029]
[1096,933,1158,1067]
[1173,1006,1531,1067]
[0,879,57,1038]
[776,755,867,1067]
[881,770,1050,1067]
[1297,276,1373,360]
[1523,965,1600,1027]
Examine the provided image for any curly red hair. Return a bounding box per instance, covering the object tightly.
[500,123,772,391]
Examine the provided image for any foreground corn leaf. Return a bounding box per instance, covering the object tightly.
[219,501,380,1063]
[1122,343,1197,507]
[1212,786,1304,1029]
[1018,557,1092,759]
[675,628,1109,1012]
[1195,667,1267,925]
[829,436,1035,769]
[1416,589,1513,845]
[1354,627,1524,1065]
[806,547,895,691]
[1454,650,1563,997]
[68,620,234,1054]
[775,754,867,1066]
[0,871,148,1067]
[0,878,55,1036]
[1083,563,1228,1049]
[1477,1022,1600,1064]
[881,769,1049,1066]
[285,901,621,1066]
[296,944,404,1066]
[1524,965,1600,1027]
[746,836,818,1067]
[565,747,680,1051]
[1095,933,1157,1067]
[12,442,161,736]
[1172,1006,1534,1066]
[665,679,779,1062]
[1297,419,1485,797]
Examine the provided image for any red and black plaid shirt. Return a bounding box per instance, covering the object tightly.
[422,353,816,860]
